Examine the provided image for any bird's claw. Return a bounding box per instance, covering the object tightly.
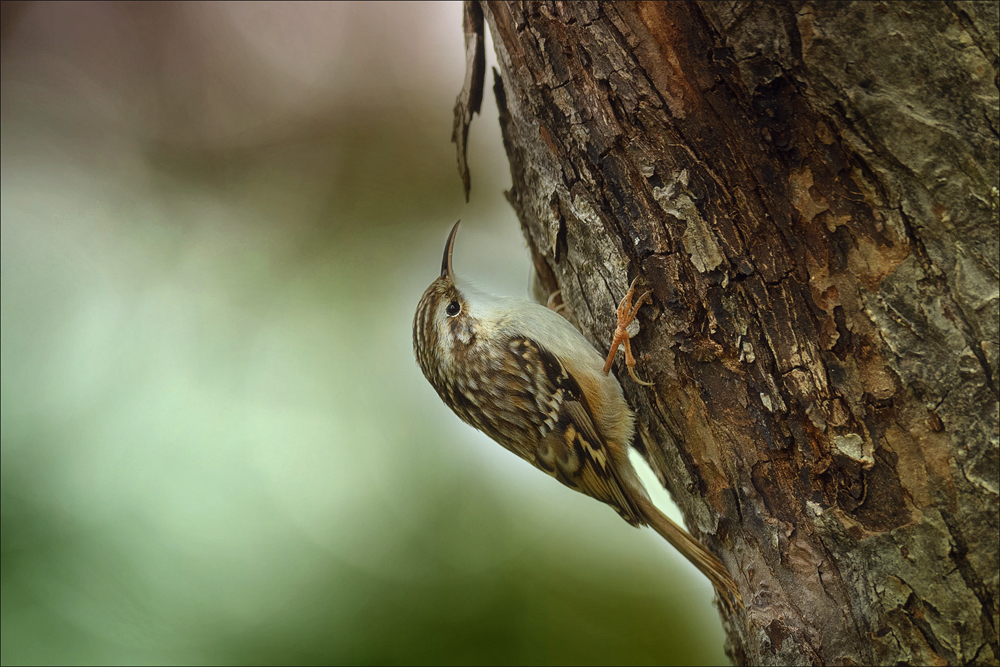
[603,277,653,386]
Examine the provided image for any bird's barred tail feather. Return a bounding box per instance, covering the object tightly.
[634,494,743,613]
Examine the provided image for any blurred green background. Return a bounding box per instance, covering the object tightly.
[1,2,726,664]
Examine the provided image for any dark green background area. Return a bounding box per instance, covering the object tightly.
[1,3,726,664]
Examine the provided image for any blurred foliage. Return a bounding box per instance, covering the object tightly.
[1,2,727,665]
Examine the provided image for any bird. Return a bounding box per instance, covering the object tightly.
[413,220,742,610]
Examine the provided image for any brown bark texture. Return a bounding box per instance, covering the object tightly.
[457,1,1000,665]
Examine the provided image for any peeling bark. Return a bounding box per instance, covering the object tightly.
[461,1,999,664]
[453,0,486,201]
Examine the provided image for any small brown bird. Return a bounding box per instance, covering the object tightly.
[413,221,741,610]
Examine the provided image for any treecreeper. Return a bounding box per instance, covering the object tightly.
[413,221,742,611]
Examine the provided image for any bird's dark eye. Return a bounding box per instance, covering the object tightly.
[445,301,461,317]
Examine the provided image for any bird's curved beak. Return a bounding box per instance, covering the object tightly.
[440,220,461,281]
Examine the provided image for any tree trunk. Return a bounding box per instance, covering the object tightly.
[456,1,999,664]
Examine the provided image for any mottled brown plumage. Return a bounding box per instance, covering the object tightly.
[413,221,742,610]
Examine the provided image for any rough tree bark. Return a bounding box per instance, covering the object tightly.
[454,1,999,665]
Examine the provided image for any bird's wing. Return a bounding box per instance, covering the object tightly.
[502,336,643,526]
